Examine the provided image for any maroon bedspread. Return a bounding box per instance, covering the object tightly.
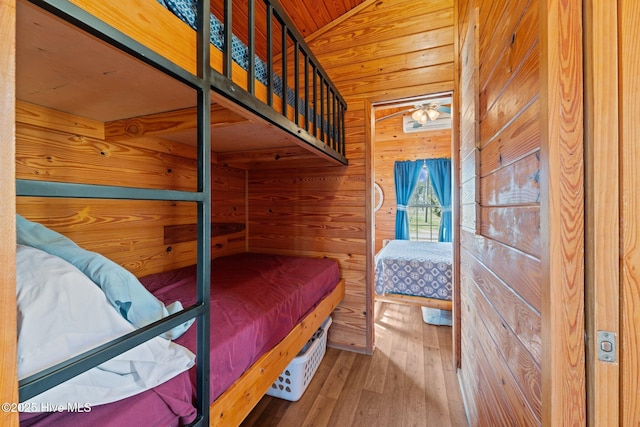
[20,253,339,426]
[143,252,341,402]
[19,370,196,427]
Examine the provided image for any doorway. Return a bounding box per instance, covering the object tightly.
[365,92,463,423]
[367,91,456,347]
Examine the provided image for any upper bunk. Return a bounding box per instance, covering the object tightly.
[16,0,348,170]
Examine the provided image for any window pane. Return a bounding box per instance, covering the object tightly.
[408,166,440,242]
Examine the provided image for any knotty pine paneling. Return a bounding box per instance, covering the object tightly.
[479,206,540,257]
[373,114,451,253]
[16,110,247,278]
[0,0,18,424]
[479,43,540,145]
[461,228,541,312]
[479,1,538,115]
[458,0,543,425]
[480,152,540,205]
[247,0,455,353]
[479,99,540,174]
[459,290,516,426]
[462,250,542,365]
[16,122,198,192]
[209,0,369,57]
[478,0,533,95]
[309,0,452,57]
[461,278,539,425]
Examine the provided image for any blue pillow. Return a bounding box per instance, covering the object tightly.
[16,214,193,340]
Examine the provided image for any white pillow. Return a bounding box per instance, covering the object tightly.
[16,245,195,411]
[16,214,194,339]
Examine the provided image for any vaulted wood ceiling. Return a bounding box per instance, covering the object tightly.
[277,0,370,38]
[210,0,369,56]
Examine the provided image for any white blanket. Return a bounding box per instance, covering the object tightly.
[16,245,195,411]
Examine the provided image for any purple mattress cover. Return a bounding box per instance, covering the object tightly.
[149,252,341,402]
[19,370,196,427]
[20,253,340,426]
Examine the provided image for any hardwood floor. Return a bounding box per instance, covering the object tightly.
[242,302,468,426]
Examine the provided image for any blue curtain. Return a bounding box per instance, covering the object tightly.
[394,160,423,239]
[426,158,452,242]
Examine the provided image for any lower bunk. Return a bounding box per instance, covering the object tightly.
[18,245,344,426]
[374,240,452,326]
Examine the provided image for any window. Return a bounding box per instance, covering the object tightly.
[407,166,441,242]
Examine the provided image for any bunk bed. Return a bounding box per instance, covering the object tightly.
[14,0,348,425]
[17,238,343,426]
[374,240,453,324]
[19,0,347,168]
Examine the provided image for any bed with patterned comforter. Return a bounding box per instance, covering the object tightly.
[374,240,452,301]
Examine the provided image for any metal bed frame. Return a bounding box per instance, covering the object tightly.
[16,0,348,424]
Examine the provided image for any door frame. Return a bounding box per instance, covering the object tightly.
[584,0,620,425]
[366,92,458,354]
[617,2,640,423]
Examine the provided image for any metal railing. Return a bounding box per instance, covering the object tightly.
[217,0,348,162]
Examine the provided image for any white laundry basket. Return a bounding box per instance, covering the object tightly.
[266,316,332,401]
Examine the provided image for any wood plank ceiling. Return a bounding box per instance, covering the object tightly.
[210,0,369,56]
[277,0,369,37]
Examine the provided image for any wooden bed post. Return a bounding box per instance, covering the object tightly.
[0,0,18,425]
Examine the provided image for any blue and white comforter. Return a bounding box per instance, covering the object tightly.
[374,240,452,301]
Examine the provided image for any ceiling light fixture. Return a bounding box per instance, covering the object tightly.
[426,107,440,121]
[411,104,440,123]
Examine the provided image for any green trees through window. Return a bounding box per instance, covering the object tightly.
[407,166,441,242]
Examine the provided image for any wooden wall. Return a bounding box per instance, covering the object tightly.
[15,103,247,278]
[457,0,542,424]
[249,0,454,353]
[373,114,451,252]
[0,0,18,424]
[457,0,586,424]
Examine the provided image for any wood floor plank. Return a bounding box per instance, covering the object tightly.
[318,350,357,400]
[242,302,468,427]
[324,352,370,426]
[404,317,428,426]
[386,347,409,426]
[301,394,337,427]
[438,326,468,427]
[424,342,452,425]
[362,309,393,393]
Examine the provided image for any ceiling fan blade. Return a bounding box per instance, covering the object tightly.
[435,105,451,114]
[375,108,415,122]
